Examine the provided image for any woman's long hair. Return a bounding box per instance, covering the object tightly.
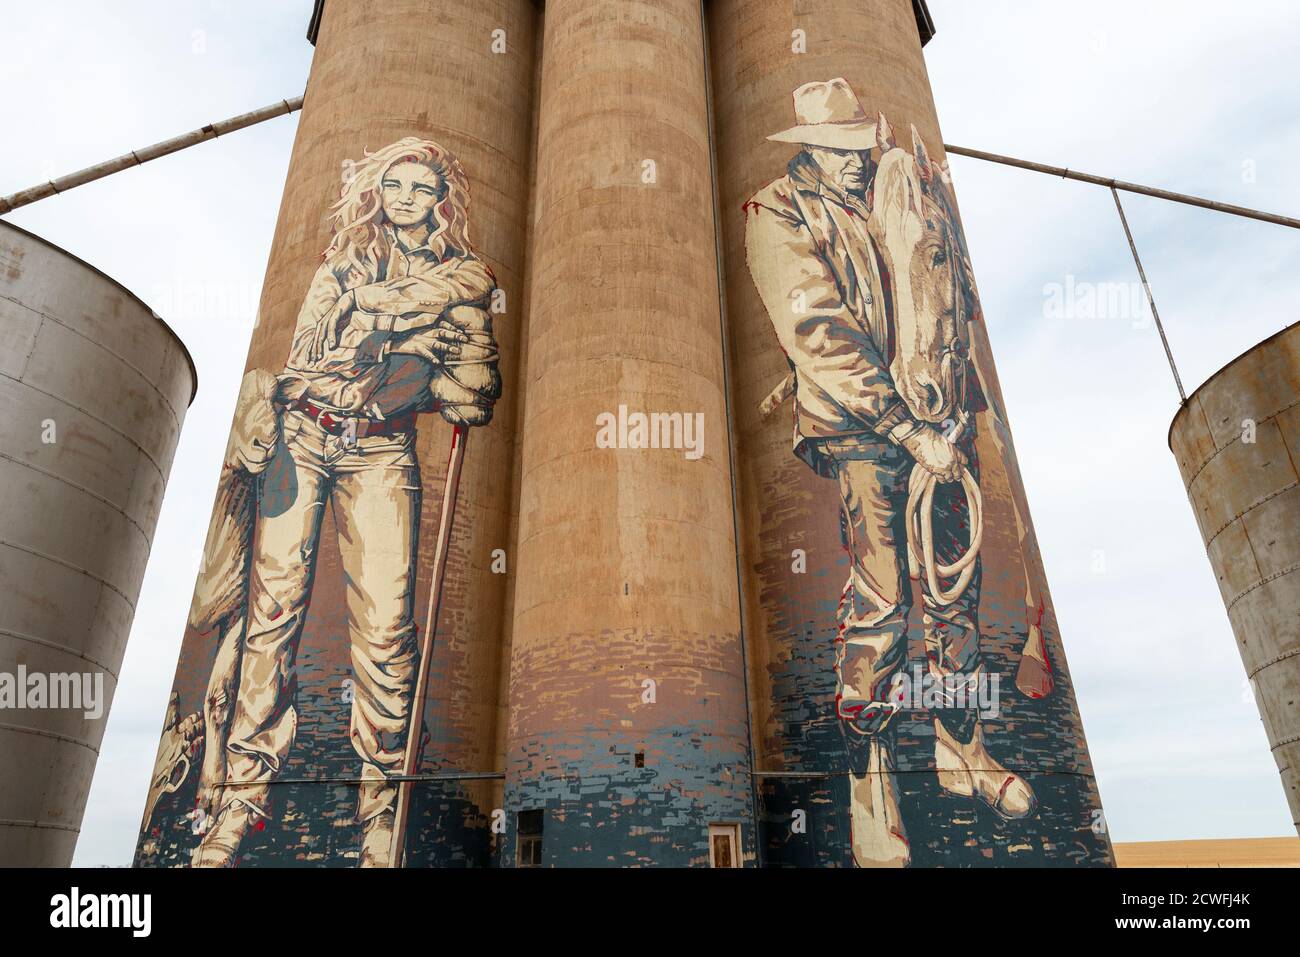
[323,136,472,275]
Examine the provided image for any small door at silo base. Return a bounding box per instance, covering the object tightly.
[0,221,196,866]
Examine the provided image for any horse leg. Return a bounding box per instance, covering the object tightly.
[982,412,1053,698]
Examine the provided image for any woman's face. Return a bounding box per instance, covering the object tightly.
[380,161,444,227]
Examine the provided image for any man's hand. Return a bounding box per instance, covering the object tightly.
[899,424,964,483]
[308,289,357,363]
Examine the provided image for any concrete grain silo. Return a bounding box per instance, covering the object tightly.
[709,0,1112,865]
[134,0,1113,867]
[134,0,538,868]
[1169,322,1300,835]
[0,221,195,866]
[501,0,757,867]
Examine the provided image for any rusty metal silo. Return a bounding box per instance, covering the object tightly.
[0,221,195,866]
[1169,321,1300,835]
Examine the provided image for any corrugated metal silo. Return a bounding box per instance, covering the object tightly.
[0,221,195,865]
[1169,322,1300,835]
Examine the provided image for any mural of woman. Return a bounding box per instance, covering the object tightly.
[184,136,502,868]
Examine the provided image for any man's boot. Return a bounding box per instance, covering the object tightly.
[848,734,910,867]
[358,809,395,868]
[192,799,262,867]
[934,715,1035,820]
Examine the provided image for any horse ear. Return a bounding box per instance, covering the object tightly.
[911,124,934,186]
[871,150,913,237]
[876,112,896,151]
[938,159,952,189]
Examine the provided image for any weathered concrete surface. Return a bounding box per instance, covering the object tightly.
[131,0,1124,867]
[708,0,1112,864]
[502,0,756,866]
[135,0,538,866]
[1170,321,1300,836]
[0,221,194,866]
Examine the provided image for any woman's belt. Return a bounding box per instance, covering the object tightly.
[292,398,417,440]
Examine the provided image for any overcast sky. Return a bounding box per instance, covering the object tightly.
[2,1,1296,866]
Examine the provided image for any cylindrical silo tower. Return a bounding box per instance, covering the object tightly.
[135,0,539,867]
[0,221,195,866]
[1169,321,1300,835]
[707,0,1112,865]
[501,0,757,866]
[124,0,1129,868]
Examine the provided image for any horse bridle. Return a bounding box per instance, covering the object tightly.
[928,202,971,430]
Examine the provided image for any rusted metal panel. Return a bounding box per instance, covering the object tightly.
[1170,322,1300,835]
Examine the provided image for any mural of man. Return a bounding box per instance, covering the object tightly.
[744,79,1034,868]
[190,137,502,867]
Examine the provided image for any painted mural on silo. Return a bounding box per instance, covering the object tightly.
[135,0,539,869]
[721,72,1112,865]
[135,137,502,868]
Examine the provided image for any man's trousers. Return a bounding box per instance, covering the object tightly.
[826,434,982,736]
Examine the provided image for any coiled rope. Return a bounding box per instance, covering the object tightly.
[904,410,983,606]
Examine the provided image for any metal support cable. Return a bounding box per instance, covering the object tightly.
[945,144,1300,231]
[939,143,1278,404]
[1110,187,1187,402]
[2,97,1284,409]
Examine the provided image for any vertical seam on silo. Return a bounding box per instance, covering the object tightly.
[89,583,109,670]
[1278,415,1300,482]
[698,0,762,866]
[497,0,548,844]
[18,313,43,381]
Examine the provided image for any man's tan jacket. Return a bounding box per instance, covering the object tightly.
[745,152,915,474]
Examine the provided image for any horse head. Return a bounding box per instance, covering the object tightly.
[870,121,971,424]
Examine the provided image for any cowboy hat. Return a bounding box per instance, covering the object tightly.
[767,77,877,150]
